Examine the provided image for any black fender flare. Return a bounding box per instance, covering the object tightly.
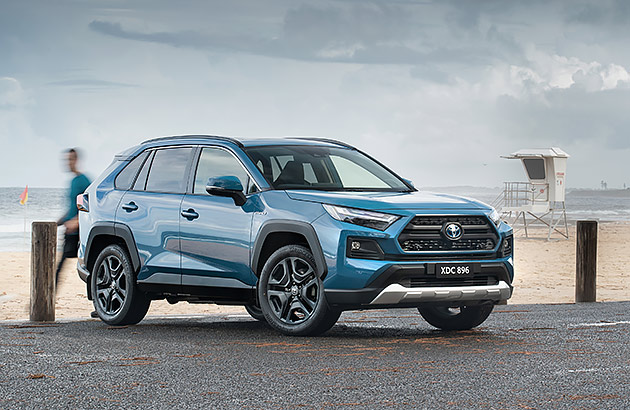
[85,222,141,273]
[251,220,327,278]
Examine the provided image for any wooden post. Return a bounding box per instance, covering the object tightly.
[30,222,57,321]
[576,220,597,303]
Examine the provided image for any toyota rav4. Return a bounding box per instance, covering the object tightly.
[77,136,513,336]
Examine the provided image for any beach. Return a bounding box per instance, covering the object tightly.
[1,222,628,321]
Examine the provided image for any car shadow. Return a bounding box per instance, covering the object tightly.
[88,313,504,345]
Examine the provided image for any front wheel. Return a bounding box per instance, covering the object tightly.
[90,244,150,326]
[258,245,340,336]
[418,304,494,331]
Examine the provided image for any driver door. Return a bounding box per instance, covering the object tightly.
[179,146,258,289]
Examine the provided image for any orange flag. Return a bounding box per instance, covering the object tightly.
[19,186,28,205]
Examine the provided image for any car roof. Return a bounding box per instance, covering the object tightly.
[141,135,355,149]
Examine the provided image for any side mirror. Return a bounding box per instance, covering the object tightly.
[402,178,416,189]
[206,176,247,206]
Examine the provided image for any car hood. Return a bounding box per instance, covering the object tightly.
[285,190,490,212]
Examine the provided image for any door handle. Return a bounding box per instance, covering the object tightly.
[181,208,199,220]
[122,202,138,212]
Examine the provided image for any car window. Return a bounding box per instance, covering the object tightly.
[245,145,409,191]
[144,147,193,193]
[115,151,149,190]
[132,150,154,191]
[193,147,255,194]
[303,163,317,184]
[330,155,389,188]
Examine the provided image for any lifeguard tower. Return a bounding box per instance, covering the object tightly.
[496,148,570,240]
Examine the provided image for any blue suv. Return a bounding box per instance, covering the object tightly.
[77,136,513,335]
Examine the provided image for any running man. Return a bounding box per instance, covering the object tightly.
[56,148,91,284]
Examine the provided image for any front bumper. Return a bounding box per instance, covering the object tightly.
[325,261,513,309]
[369,281,511,305]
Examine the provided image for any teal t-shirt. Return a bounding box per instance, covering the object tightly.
[63,173,91,223]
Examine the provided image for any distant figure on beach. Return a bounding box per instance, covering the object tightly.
[56,148,91,285]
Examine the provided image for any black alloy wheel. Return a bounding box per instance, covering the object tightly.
[94,254,127,316]
[267,255,320,325]
[258,245,340,336]
[91,244,150,326]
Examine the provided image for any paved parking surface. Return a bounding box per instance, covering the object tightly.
[1,302,629,409]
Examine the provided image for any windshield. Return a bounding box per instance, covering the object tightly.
[245,145,411,191]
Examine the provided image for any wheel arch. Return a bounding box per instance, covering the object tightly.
[252,221,327,278]
[85,222,141,274]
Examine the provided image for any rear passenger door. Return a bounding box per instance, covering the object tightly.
[116,146,194,285]
[179,146,258,288]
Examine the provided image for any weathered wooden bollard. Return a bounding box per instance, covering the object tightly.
[30,222,57,321]
[575,220,597,303]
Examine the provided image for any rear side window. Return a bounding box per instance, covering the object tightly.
[145,147,193,193]
[132,150,154,191]
[114,151,149,190]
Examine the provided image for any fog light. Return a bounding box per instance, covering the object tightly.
[347,238,385,260]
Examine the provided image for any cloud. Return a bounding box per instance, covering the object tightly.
[3,0,630,188]
[281,3,413,48]
[46,79,139,90]
[89,18,421,64]
[88,20,215,50]
[495,86,630,149]
[87,1,521,68]
[567,0,630,26]
[0,77,29,109]
[502,46,630,95]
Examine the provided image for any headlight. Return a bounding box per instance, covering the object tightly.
[489,208,501,226]
[322,204,400,231]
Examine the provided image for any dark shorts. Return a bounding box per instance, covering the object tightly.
[62,233,80,259]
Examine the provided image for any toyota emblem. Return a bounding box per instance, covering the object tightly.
[443,223,463,240]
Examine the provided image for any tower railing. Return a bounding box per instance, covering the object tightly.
[492,182,549,209]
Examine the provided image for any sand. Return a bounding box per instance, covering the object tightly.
[1,222,628,321]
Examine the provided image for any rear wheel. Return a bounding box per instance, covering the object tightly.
[258,245,340,336]
[418,304,494,331]
[91,244,150,326]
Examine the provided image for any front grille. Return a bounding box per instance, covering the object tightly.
[399,215,498,253]
[401,275,499,288]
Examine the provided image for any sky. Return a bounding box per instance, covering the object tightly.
[1,0,630,189]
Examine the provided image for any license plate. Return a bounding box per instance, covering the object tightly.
[436,263,473,278]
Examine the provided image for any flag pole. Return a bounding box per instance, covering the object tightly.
[23,202,26,249]
[20,186,29,250]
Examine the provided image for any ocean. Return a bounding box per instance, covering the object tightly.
[430,186,630,224]
[0,188,66,252]
[1,187,628,252]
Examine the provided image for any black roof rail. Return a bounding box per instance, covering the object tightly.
[141,135,244,148]
[293,137,356,150]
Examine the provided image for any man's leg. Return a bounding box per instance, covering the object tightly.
[55,254,67,284]
[56,233,79,286]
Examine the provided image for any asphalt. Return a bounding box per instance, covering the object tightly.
[1,302,630,409]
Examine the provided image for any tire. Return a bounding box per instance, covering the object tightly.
[244,303,266,322]
[258,245,340,336]
[418,304,494,331]
[90,244,150,326]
